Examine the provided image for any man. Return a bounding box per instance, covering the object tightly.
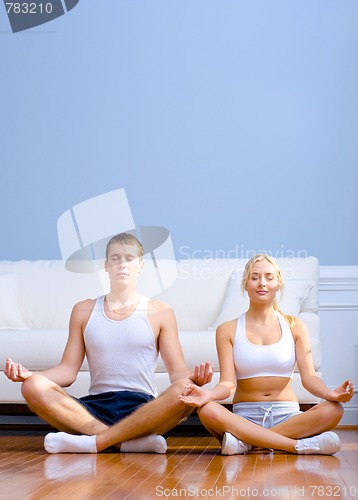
[5,233,213,454]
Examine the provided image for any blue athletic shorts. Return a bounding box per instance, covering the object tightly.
[232,401,302,429]
[76,390,155,426]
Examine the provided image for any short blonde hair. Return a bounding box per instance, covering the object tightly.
[105,233,144,261]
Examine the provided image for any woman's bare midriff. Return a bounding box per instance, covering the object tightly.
[233,376,298,403]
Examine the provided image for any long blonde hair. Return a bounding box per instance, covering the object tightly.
[241,254,296,327]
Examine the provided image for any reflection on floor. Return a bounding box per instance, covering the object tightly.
[0,428,356,499]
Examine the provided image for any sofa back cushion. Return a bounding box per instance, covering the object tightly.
[0,261,105,329]
[151,257,319,331]
[0,257,319,331]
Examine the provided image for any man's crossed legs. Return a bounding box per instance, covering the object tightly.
[21,375,193,454]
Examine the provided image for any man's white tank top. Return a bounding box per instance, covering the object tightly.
[84,295,158,397]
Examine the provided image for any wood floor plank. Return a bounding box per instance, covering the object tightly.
[0,429,356,499]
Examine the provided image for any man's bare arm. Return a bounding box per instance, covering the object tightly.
[4,300,91,387]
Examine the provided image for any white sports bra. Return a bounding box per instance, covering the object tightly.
[233,312,296,380]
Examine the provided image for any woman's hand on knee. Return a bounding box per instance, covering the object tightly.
[328,380,354,403]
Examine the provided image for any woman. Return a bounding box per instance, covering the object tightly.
[179,254,354,455]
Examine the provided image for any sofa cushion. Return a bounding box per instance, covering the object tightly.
[0,261,106,329]
[0,274,28,330]
[154,260,231,330]
[278,280,315,315]
[156,331,219,372]
[0,329,89,370]
[208,270,246,331]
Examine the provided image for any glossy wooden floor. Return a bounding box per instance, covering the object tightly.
[0,429,357,499]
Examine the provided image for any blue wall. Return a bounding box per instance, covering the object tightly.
[1,0,357,264]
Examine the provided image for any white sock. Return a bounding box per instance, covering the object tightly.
[120,434,167,454]
[44,432,97,454]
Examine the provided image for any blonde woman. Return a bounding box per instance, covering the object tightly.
[179,254,354,455]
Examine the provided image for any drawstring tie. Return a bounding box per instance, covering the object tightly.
[260,405,273,428]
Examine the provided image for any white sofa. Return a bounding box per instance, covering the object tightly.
[0,257,321,406]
